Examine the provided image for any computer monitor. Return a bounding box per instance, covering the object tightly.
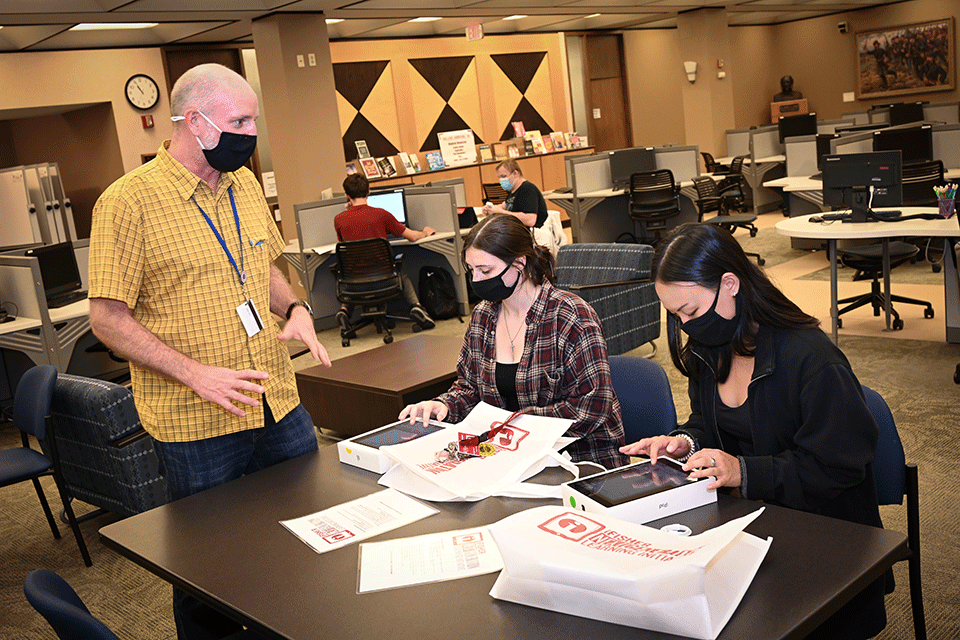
[778,112,817,143]
[888,102,925,126]
[822,150,902,222]
[608,147,656,190]
[25,241,83,298]
[367,188,407,227]
[816,133,840,170]
[872,125,933,164]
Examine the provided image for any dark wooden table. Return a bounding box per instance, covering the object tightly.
[100,446,908,640]
[296,334,463,436]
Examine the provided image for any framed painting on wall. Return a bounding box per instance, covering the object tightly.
[856,18,954,99]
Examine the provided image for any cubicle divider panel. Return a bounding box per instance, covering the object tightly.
[0,169,41,247]
[842,111,871,125]
[785,136,818,177]
[0,256,53,367]
[430,178,468,209]
[925,102,960,124]
[932,125,960,170]
[654,146,699,183]
[817,119,856,134]
[750,126,783,161]
[293,198,348,327]
[403,187,468,314]
[725,129,751,158]
[569,154,610,194]
[73,239,90,292]
[833,134,874,155]
[870,109,891,125]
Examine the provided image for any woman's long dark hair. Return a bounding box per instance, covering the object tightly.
[653,223,819,381]
[462,214,555,285]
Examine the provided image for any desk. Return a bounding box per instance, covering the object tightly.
[100,445,907,640]
[545,184,699,244]
[776,211,960,343]
[295,334,462,437]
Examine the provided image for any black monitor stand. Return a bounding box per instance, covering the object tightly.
[845,186,871,223]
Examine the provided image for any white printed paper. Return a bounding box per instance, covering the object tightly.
[358,527,502,593]
[281,488,438,554]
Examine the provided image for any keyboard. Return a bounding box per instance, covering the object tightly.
[47,290,87,309]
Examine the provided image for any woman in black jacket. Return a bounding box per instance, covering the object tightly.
[621,222,888,639]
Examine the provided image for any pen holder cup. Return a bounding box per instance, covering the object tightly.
[938,198,955,219]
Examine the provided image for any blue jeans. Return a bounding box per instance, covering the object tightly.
[152,401,317,640]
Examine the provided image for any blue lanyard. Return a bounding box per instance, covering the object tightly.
[193,187,246,287]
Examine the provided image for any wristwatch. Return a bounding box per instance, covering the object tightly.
[285,300,313,320]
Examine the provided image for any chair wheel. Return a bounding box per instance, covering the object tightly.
[893,318,904,330]
[750,228,758,237]
[383,335,393,344]
[412,323,422,333]
[757,258,766,266]
[837,318,843,328]
[924,308,935,319]
[932,263,942,273]
[342,338,350,347]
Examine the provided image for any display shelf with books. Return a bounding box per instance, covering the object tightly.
[359,157,381,179]
[398,152,416,174]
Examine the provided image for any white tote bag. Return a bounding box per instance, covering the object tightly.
[488,505,772,640]
[378,402,577,502]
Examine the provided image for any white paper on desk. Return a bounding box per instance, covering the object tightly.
[280,488,438,554]
[357,526,503,593]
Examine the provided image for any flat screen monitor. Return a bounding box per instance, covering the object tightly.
[872,125,933,164]
[25,241,83,298]
[367,188,407,227]
[778,112,817,143]
[889,102,925,126]
[608,147,656,190]
[822,150,902,222]
[816,133,840,170]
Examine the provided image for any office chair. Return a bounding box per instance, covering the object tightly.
[23,569,261,640]
[717,155,749,212]
[700,151,729,175]
[627,169,682,246]
[836,242,933,331]
[332,238,405,347]
[0,365,91,567]
[608,356,676,443]
[554,243,660,356]
[48,374,167,520]
[481,182,509,205]
[901,160,945,272]
[691,177,764,266]
[861,386,926,640]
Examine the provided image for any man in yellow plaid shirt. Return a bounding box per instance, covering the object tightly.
[88,63,330,640]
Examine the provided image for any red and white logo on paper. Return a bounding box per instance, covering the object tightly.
[491,425,529,452]
[321,529,355,545]
[452,532,484,545]
[537,512,606,542]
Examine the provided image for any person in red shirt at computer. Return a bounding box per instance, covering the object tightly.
[334,173,437,332]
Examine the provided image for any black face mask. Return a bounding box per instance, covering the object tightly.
[678,286,741,347]
[197,110,257,173]
[470,263,520,302]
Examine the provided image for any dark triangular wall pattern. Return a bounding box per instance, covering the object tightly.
[491,52,546,93]
[500,97,552,141]
[409,56,474,101]
[343,113,398,161]
[334,60,389,111]
[420,104,476,152]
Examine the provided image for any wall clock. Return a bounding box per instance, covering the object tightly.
[125,74,160,110]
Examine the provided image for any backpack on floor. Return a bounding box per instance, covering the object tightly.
[418,266,462,322]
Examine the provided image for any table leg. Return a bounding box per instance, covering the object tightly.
[882,239,893,331]
[829,239,838,344]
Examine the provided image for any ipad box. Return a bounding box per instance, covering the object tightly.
[561,458,716,524]
[337,419,448,474]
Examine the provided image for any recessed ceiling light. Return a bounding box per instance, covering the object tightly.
[325,18,344,24]
[504,15,527,21]
[409,17,441,23]
[70,22,158,31]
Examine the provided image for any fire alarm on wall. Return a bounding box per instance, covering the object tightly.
[141,114,154,129]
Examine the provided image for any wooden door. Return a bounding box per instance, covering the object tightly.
[585,34,631,153]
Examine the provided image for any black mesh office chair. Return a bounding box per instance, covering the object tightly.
[628,169,682,246]
[716,155,748,212]
[700,151,730,175]
[332,238,405,347]
[482,182,509,205]
[691,177,764,266]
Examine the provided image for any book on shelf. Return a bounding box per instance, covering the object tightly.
[508,143,521,158]
[425,151,445,171]
[550,132,566,151]
[410,154,422,172]
[355,139,371,159]
[542,136,555,153]
[569,132,581,148]
[377,157,397,178]
[494,143,508,160]
[345,161,358,175]
[527,132,547,155]
[479,144,494,162]
[359,157,381,179]
[523,139,535,156]
[398,152,415,174]
[511,121,526,137]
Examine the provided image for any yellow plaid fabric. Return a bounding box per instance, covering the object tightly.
[88,141,299,442]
